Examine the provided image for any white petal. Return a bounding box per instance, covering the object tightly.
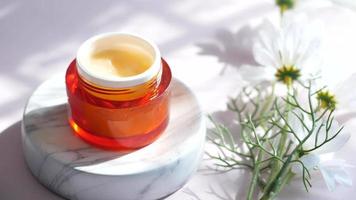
[253,44,278,67]
[302,153,321,169]
[320,157,354,169]
[253,20,282,69]
[281,13,323,74]
[319,166,337,191]
[330,0,356,11]
[258,20,279,52]
[282,23,301,67]
[291,154,320,175]
[334,73,356,108]
[319,161,353,191]
[295,39,321,70]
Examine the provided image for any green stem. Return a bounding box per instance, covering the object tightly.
[278,171,294,193]
[260,155,293,200]
[259,83,276,120]
[280,5,286,17]
[278,84,293,157]
[247,151,263,200]
[261,99,315,199]
[262,85,292,196]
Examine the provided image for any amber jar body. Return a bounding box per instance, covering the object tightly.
[65,59,172,150]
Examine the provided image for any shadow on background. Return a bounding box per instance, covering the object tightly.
[196,25,260,74]
[0,121,64,200]
[0,0,273,131]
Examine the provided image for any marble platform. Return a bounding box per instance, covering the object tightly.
[21,74,206,200]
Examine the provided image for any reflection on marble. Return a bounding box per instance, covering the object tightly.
[22,74,206,200]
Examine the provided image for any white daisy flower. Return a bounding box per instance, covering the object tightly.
[312,73,356,113]
[240,13,324,86]
[288,111,352,191]
[286,72,356,118]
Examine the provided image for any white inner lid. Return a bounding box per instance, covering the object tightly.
[76,32,161,88]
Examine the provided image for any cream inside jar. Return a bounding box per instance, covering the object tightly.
[76,33,161,88]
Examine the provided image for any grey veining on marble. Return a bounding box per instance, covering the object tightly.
[21,74,206,200]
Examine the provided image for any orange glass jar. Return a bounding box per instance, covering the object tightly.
[65,33,172,150]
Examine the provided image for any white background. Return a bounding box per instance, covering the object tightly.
[1,0,356,199]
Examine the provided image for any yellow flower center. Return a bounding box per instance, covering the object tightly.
[276,0,295,14]
[275,65,301,86]
[316,90,337,110]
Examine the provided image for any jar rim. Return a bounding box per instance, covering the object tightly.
[76,32,162,88]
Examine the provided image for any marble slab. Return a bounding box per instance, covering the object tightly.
[21,74,206,200]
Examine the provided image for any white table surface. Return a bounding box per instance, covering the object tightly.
[1,0,356,199]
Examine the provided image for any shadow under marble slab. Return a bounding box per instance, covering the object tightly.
[0,121,65,200]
